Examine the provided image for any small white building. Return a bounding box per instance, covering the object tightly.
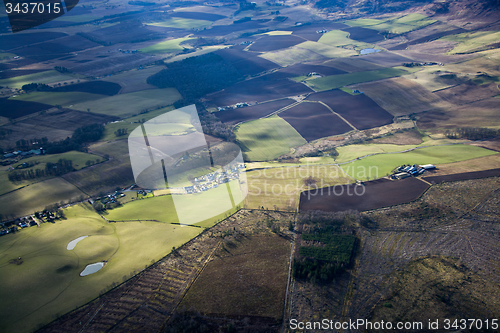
[420,164,436,170]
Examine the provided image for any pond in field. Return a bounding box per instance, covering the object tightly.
[80,262,105,276]
[360,48,381,55]
[67,235,88,250]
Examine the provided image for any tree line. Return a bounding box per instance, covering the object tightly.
[445,127,499,140]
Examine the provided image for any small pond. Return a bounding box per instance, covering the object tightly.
[80,262,105,276]
[67,236,88,250]
[360,48,381,55]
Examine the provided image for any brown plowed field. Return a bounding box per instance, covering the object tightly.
[299,177,430,212]
[208,75,312,106]
[423,168,500,184]
[306,89,393,130]
[214,99,295,124]
[340,27,384,43]
[388,28,467,51]
[248,35,305,52]
[279,102,353,141]
[434,82,500,105]
[15,35,101,61]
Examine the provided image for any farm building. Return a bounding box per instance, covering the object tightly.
[395,172,410,179]
[420,164,436,170]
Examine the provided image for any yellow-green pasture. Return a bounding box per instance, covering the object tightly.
[0,203,202,333]
[71,88,182,118]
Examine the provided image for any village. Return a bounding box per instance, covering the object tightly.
[184,163,245,194]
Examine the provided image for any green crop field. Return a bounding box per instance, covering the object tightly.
[105,182,243,228]
[71,88,182,118]
[0,203,202,333]
[340,144,498,180]
[0,52,15,60]
[235,116,307,161]
[0,70,79,89]
[317,30,373,49]
[296,41,358,58]
[0,151,103,196]
[345,14,435,34]
[140,37,195,54]
[148,18,212,29]
[442,31,500,54]
[305,67,410,91]
[11,91,106,107]
[0,177,85,218]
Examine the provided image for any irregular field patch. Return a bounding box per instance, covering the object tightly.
[279,101,353,141]
[0,70,76,89]
[249,34,306,52]
[235,116,307,161]
[139,37,195,54]
[306,89,393,130]
[0,98,52,118]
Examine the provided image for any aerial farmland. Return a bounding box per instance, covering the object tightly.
[0,0,499,332]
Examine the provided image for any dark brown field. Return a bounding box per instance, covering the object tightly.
[299,177,430,212]
[248,35,305,52]
[170,11,226,21]
[0,32,67,50]
[0,98,52,119]
[52,81,122,96]
[214,99,295,124]
[341,27,384,43]
[423,168,500,184]
[208,74,312,106]
[284,23,350,42]
[359,51,413,67]
[195,21,266,37]
[80,22,169,45]
[15,35,101,61]
[279,102,353,141]
[306,89,394,130]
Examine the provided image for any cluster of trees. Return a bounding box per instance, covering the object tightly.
[445,127,499,140]
[0,128,12,140]
[12,124,104,154]
[8,159,74,181]
[21,83,53,92]
[54,66,70,73]
[114,128,129,137]
[146,53,243,101]
[293,258,344,283]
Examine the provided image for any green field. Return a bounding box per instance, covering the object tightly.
[305,67,410,91]
[11,91,106,107]
[0,151,103,196]
[105,182,243,228]
[296,41,357,58]
[0,177,85,218]
[345,14,436,34]
[442,31,500,54]
[0,70,78,89]
[101,105,176,141]
[0,203,202,333]
[235,116,307,161]
[259,47,326,66]
[0,52,15,60]
[71,88,182,118]
[340,144,498,180]
[317,30,373,49]
[140,37,195,54]
[148,18,212,29]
